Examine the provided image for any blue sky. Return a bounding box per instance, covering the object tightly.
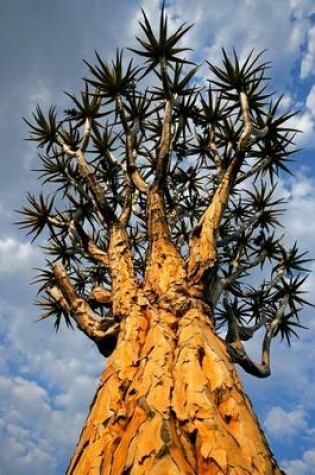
[0,0,315,474]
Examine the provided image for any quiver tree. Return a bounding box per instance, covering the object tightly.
[18,6,312,475]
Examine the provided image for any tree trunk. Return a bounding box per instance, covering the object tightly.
[66,296,284,475]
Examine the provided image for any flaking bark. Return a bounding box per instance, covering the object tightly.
[188,153,243,287]
[67,193,284,474]
[67,296,284,475]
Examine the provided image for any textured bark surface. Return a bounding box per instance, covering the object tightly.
[66,186,284,474]
[67,300,283,475]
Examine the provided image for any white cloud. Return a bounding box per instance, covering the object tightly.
[264,406,308,439]
[0,375,58,475]
[281,171,315,248]
[163,0,312,86]
[0,337,101,473]
[282,448,315,475]
[284,83,315,148]
[287,110,315,147]
[0,237,38,275]
[0,297,104,474]
[301,25,315,79]
[133,1,315,149]
[306,84,315,113]
[128,0,313,92]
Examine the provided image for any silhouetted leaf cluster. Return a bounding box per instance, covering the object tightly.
[18,6,312,344]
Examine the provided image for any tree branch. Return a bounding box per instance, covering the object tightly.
[52,263,115,343]
[144,184,186,298]
[116,96,148,194]
[187,151,244,287]
[217,211,263,246]
[120,179,133,227]
[221,251,267,290]
[156,99,172,185]
[224,297,271,378]
[238,265,285,300]
[47,286,71,314]
[88,286,112,306]
[126,135,149,193]
[225,292,290,378]
[107,223,138,316]
[75,223,109,268]
[57,135,116,225]
[235,157,271,185]
[209,126,223,175]
[238,92,268,150]
[80,117,91,152]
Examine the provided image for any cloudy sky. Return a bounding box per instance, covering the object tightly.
[0,0,315,474]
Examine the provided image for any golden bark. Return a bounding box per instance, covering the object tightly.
[188,153,243,287]
[67,298,283,475]
[66,215,284,474]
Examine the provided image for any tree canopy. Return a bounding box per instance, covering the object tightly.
[18,5,312,378]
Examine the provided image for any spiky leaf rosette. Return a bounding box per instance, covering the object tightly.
[18,7,312,367]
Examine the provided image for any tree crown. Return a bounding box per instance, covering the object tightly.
[17,5,312,376]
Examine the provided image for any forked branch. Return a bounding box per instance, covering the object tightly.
[52,264,115,344]
[238,92,268,150]
[187,151,244,287]
[116,95,149,195]
[156,99,172,185]
[57,120,116,225]
[224,297,271,378]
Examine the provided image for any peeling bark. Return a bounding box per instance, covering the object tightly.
[188,153,244,287]
[144,185,186,298]
[67,296,284,475]
[108,222,138,316]
[65,161,286,474]
[52,264,111,342]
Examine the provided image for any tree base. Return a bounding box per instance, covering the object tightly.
[67,304,284,475]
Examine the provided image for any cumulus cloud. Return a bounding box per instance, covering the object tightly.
[288,110,315,147]
[284,83,315,148]
[282,448,315,475]
[280,170,315,250]
[301,25,315,79]
[306,84,315,111]
[0,303,103,474]
[0,370,97,474]
[135,0,315,150]
[0,237,37,275]
[131,0,313,88]
[0,375,57,475]
[163,0,313,86]
[264,406,309,439]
